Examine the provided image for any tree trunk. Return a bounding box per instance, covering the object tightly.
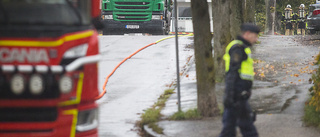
[212,0,244,81]
[272,1,276,34]
[242,0,255,23]
[265,0,270,33]
[212,0,231,82]
[265,0,275,34]
[230,0,243,39]
[191,0,219,117]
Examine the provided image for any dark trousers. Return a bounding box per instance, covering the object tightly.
[219,101,258,137]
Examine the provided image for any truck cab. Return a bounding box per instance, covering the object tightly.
[101,0,172,35]
[0,0,101,136]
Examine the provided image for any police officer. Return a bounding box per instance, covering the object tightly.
[219,23,259,137]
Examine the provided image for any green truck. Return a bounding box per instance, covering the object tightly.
[101,0,172,35]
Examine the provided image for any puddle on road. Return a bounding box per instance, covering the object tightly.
[251,79,311,115]
[280,95,298,112]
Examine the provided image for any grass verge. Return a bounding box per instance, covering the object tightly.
[256,41,261,44]
[136,89,175,134]
[218,103,224,115]
[304,103,320,128]
[170,103,224,120]
[170,108,201,120]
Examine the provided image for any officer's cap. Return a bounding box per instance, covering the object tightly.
[241,23,260,34]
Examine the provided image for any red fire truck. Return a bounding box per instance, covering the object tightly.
[0,0,102,136]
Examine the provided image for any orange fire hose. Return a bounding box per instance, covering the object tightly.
[95,34,193,100]
[95,43,156,100]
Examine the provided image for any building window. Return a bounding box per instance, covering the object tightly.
[179,7,192,17]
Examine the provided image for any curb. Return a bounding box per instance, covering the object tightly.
[143,53,196,137]
[143,124,168,137]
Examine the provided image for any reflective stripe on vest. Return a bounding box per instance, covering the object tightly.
[223,40,254,81]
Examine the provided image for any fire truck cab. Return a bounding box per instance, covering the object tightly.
[0,0,101,136]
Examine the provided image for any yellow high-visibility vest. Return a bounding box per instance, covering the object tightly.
[223,40,254,81]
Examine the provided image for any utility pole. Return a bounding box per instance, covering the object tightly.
[174,0,181,112]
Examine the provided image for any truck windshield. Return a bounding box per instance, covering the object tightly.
[0,0,91,26]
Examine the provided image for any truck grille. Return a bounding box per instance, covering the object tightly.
[116,14,148,21]
[119,18,148,21]
[116,14,148,17]
[115,2,150,5]
[113,1,152,21]
[115,6,149,10]
[0,107,57,122]
[115,13,150,21]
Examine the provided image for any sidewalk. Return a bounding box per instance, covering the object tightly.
[145,35,320,137]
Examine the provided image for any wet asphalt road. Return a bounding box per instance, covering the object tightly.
[156,35,320,137]
[96,34,320,137]
[251,35,319,114]
[96,35,193,137]
[250,35,320,136]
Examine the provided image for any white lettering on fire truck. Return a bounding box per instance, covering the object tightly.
[0,48,49,63]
